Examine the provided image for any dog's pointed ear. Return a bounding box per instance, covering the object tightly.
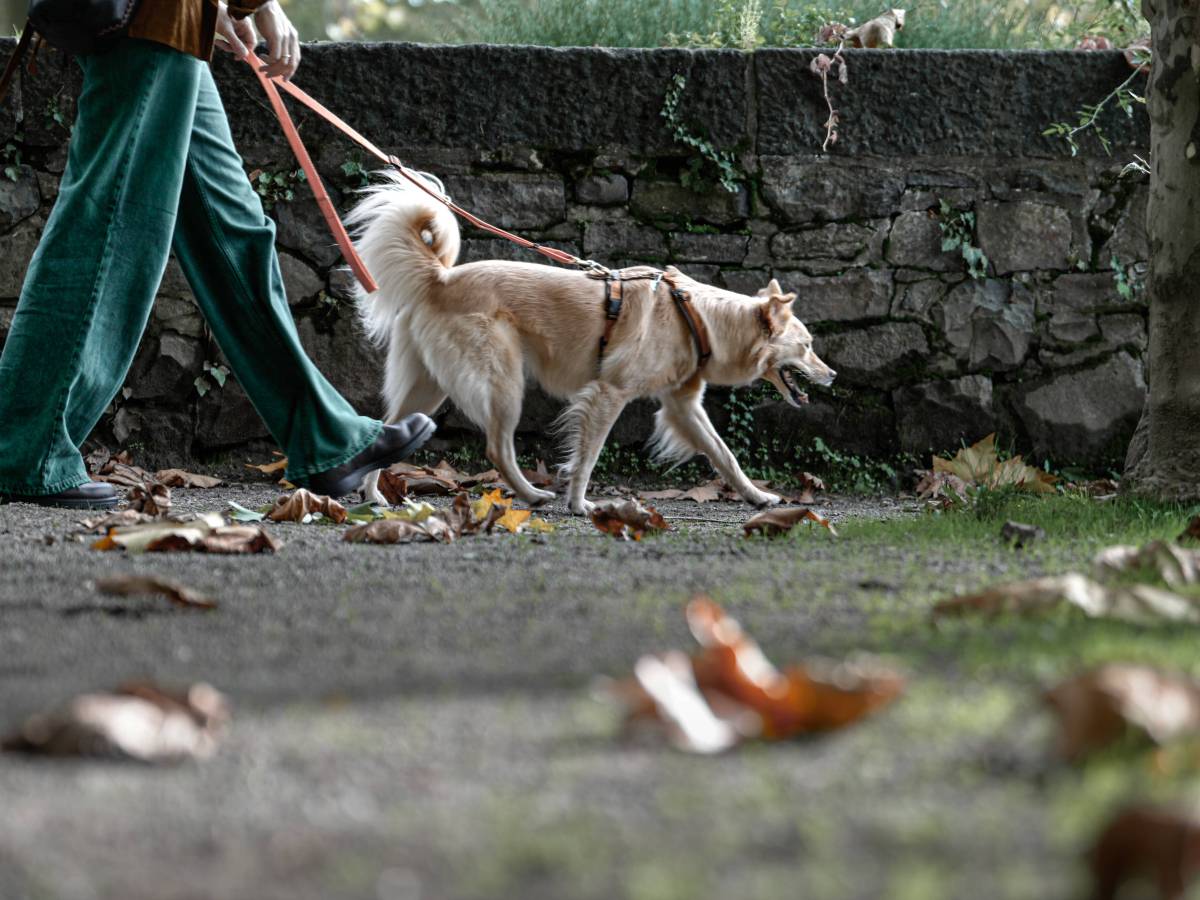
[760,292,796,333]
[665,265,685,279]
[756,278,784,298]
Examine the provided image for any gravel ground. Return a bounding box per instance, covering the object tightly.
[0,483,1087,900]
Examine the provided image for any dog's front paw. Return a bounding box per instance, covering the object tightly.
[363,488,390,508]
[750,491,782,509]
[523,488,557,506]
[569,498,595,517]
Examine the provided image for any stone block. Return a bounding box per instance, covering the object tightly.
[770,222,883,264]
[583,220,667,260]
[893,375,995,455]
[668,232,749,264]
[275,197,342,268]
[125,332,204,401]
[1100,186,1148,264]
[719,269,771,296]
[576,174,629,206]
[1098,313,1147,353]
[891,278,948,323]
[111,405,194,468]
[976,200,1073,274]
[279,253,325,306]
[0,165,40,230]
[815,322,929,387]
[0,216,41,297]
[934,278,1034,371]
[1014,352,1146,463]
[153,297,205,339]
[458,238,581,265]
[1039,272,1127,346]
[443,174,566,230]
[755,391,899,458]
[159,258,195,300]
[195,382,271,449]
[328,267,360,301]
[296,314,385,417]
[629,179,749,225]
[782,269,893,324]
[885,210,960,271]
[760,157,905,224]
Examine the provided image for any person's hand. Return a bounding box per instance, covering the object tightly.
[214,2,257,59]
[253,1,301,81]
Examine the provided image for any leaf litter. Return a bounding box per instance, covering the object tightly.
[92,511,280,555]
[743,506,837,538]
[604,597,903,753]
[94,574,217,611]
[343,490,551,544]
[2,681,229,763]
[590,499,669,541]
[916,433,1057,510]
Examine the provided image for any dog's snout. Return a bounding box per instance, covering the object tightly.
[827,368,837,381]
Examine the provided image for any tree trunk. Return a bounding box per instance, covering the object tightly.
[1125,0,1200,501]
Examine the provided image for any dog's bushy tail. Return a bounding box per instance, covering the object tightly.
[344,169,461,346]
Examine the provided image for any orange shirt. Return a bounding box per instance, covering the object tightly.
[129,0,269,61]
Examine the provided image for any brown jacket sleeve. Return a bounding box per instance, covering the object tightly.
[227,1,272,19]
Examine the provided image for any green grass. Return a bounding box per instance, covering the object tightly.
[448,0,1147,51]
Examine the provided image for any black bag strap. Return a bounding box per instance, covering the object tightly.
[0,24,35,108]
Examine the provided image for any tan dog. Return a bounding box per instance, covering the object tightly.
[347,175,836,514]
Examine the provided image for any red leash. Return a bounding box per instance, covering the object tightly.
[244,51,600,293]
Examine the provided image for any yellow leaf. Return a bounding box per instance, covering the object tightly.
[527,517,555,534]
[496,508,532,534]
[471,488,509,522]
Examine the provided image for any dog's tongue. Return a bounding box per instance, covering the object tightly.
[797,392,810,405]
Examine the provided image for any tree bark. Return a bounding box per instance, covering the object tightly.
[1124,0,1200,501]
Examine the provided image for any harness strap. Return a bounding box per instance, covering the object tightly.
[597,273,624,371]
[0,24,34,108]
[670,286,712,369]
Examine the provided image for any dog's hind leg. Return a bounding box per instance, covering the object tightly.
[562,382,630,516]
[658,385,781,507]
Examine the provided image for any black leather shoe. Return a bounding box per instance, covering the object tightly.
[1,481,119,510]
[303,414,437,498]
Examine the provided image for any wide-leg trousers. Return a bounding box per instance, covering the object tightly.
[0,39,381,494]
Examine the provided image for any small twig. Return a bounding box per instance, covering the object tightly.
[810,37,848,152]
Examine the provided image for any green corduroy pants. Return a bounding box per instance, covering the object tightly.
[0,39,381,495]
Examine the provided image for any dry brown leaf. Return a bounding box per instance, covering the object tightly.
[343,517,454,544]
[95,574,217,611]
[92,513,281,555]
[245,452,289,477]
[97,462,154,489]
[930,433,1057,495]
[639,489,684,502]
[1094,541,1200,589]
[610,597,903,753]
[1,681,229,762]
[266,488,348,524]
[679,481,722,503]
[932,573,1200,625]
[847,7,905,48]
[462,468,501,488]
[127,481,171,517]
[1044,665,1200,761]
[590,499,669,541]
[79,509,156,532]
[154,469,222,489]
[1089,805,1200,900]
[743,507,837,537]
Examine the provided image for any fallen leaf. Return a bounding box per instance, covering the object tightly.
[679,481,722,503]
[743,507,837,538]
[95,574,217,611]
[78,509,156,532]
[521,459,555,488]
[495,507,532,534]
[154,469,222,489]
[1094,541,1200,589]
[92,512,281,554]
[1044,665,1200,760]
[97,461,154,489]
[1089,805,1200,900]
[378,461,460,500]
[267,488,348,524]
[932,573,1200,625]
[527,517,555,534]
[471,487,510,521]
[462,468,501,488]
[227,501,267,522]
[927,433,1057,500]
[127,481,171,517]
[245,451,289,477]
[591,499,669,541]
[342,517,454,544]
[638,489,684,502]
[609,598,902,752]
[1,681,229,763]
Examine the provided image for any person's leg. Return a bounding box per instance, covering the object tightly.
[0,41,202,498]
[170,66,383,483]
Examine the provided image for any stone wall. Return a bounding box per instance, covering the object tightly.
[0,42,1151,470]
